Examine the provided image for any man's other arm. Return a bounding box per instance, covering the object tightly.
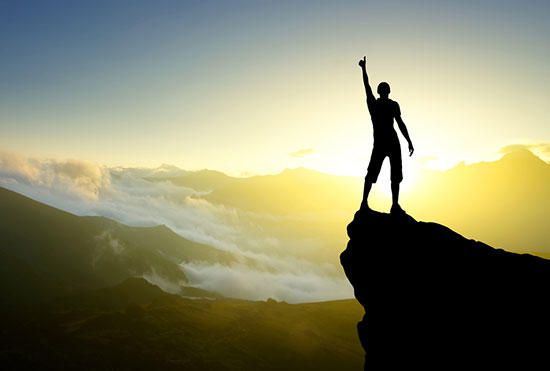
[396,115,414,156]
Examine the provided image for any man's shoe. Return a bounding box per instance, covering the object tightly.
[390,204,406,215]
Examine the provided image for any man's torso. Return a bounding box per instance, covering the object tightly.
[367,98,400,147]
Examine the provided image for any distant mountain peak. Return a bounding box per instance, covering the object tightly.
[150,164,189,177]
[158,163,181,170]
[499,147,543,163]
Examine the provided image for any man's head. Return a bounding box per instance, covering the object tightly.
[377,82,390,98]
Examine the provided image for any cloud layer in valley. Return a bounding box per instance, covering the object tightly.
[0,149,352,303]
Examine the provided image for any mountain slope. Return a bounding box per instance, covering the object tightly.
[0,187,230,308]
[48,277,170,311]
[0,250,72,310]
[82,216,238,266]
[341,209,550,369]
[406,148,550,253]
[1,278,364,371]
[205,167,361,215]
[146,150,549,255]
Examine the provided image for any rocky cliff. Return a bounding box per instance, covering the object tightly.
[340,209,549,369]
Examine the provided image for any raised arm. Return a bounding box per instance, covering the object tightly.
[358,56,376,109]
[395,115,414,156]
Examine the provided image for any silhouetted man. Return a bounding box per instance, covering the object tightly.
[359,56,414,213]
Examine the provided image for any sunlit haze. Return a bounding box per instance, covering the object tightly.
[1,0,548,176]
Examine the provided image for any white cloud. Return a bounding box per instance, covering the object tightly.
[180,261,353,303]
[0,149,111,202]
[289,148,314,158]
[142,267,187,295]
[0,149,349,303]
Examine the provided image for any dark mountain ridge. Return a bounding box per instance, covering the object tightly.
[1,277,364,371]
[0,186,229,308]
[341,209,550,369]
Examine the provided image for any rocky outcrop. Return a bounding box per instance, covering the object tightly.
[340,209,550,369]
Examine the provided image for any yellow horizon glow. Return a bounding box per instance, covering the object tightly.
[1,2,548,178]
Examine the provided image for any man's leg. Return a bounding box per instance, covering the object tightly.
[362,147,384,210]
[390,182,405,214]
[389,144,404,213]
[390,181,405,214]
[361,181,373,209]
[391,182,399,206]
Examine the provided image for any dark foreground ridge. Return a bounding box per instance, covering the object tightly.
[340,210,550,369]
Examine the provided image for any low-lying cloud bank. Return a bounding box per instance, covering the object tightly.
[181,261,352,303]
[0,149,351,303]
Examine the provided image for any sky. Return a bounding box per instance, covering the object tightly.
[1,0,549,176]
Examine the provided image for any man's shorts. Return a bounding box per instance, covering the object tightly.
[365,142,403,184]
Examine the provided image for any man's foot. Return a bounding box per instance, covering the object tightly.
[390,204,406,215]
[360,201,371,211]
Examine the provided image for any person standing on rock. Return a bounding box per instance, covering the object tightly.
[358,56,414,214]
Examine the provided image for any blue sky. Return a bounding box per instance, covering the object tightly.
[1,0,548,174]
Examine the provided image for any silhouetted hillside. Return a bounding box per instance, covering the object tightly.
[0,250,71,310]
[83,216,239,266]
[408,148,550,253]
[48,277,223,311]
[48,277,169,311]
[341,210,550,369]
[0,187,230,308]
[1,278,364,371]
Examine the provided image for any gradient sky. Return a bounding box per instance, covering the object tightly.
[1,0,548,175]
